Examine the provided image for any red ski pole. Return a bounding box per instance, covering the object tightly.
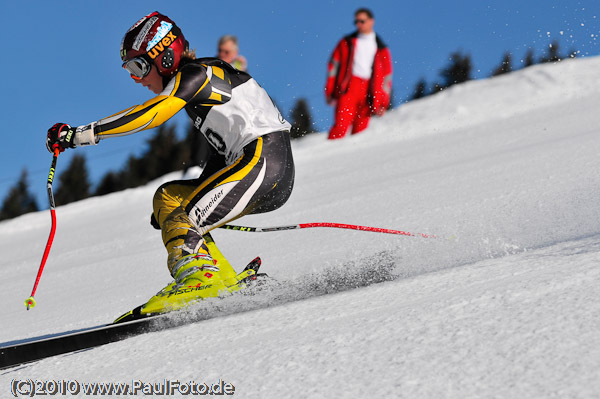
[220,222,437,239]
[25,147,60,310]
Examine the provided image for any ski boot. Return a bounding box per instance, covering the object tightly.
[114,254,256,323]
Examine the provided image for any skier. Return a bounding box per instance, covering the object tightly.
[46,11,295,317]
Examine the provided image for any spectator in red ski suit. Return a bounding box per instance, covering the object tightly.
[325,8,393,140]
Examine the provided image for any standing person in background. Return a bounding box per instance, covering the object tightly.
[217,35,248,71]
[325,8,393,140]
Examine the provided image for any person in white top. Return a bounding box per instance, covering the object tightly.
[325,8,393,139]
[217,35,248,72]
[353,31,377,79]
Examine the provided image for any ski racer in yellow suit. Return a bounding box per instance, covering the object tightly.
[45,12,295,319]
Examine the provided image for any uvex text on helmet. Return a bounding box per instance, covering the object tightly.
[120,11,187,77]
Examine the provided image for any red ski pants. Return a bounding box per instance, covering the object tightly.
[328,76,371,140]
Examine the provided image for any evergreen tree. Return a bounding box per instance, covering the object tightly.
[289,98,316,139]
[540,40,562,63]
[54,154,91,205]
[522,49,536,68]
[440,51,473,88]
[93,123,189,195]
[94,171,127,196]
[121,154,148,189]
[125,123,186,189]
[431,82,445,94]
[0,169,39,221]
[139,123,185,180]
[411,78,428,100]
[492,52,512,76]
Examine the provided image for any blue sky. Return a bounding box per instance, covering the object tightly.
[2,0,599,209]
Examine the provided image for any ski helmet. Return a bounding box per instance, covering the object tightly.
[120,11,187,78]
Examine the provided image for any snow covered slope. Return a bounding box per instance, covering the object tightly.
[2,57,600,398]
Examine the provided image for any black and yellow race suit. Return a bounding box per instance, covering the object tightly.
[79,58,294,271]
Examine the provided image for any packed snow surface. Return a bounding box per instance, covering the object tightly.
[2,57,600,398]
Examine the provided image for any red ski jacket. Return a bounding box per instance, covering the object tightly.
[325,32,393,115]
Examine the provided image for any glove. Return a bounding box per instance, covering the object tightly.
[46,122,98,153]
[46,123,76,153]
[372,105,386,117]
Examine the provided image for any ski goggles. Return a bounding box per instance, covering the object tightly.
[122,56,152,80]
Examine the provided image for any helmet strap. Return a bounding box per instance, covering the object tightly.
[161,74,172,88]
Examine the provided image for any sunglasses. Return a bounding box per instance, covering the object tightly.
[122,56,152,80]
[218,48,231,55]
[354,19,368,24]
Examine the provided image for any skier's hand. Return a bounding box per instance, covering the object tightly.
[46,123,76,153]
[372,105,386,117]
